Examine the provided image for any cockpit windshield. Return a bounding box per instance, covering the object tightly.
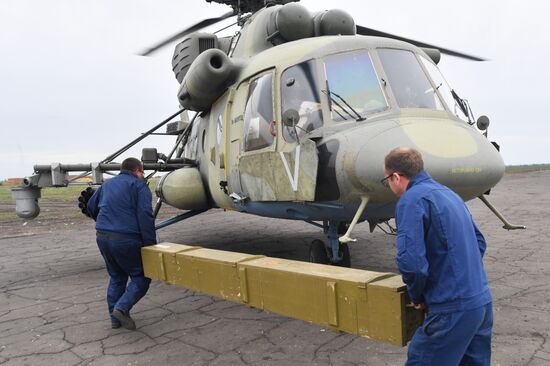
[377,48,444,111]
[324,50,388,121]
[279,48,467,144]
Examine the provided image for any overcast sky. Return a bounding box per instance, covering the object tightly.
[1,0,549,180]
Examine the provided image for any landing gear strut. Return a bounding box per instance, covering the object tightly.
[308,221,351,267]
[307,196,369,267]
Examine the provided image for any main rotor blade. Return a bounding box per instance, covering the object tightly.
[356,25,486,61]
[139,11,235,56]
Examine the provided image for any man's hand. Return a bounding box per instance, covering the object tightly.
[413,303,427,311]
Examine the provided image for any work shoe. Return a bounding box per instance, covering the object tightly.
[112,309,136,330]
[111,321,121,329]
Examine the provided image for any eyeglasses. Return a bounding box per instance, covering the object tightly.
[380,172,404,188]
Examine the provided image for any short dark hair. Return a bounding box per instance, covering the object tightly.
[384,147,424,178]
[121,157,142,172]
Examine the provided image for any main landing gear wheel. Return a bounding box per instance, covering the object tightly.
[309,239,329,264]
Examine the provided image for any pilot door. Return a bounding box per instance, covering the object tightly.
[227,70,318,202]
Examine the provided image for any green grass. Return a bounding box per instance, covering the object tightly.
[0,185,11,204]
[0,185,86,204]
[0,211,17,219]
[505,164,550,174]
[0,179,159,205]
[148,178,159,192]
[43,185,92,201]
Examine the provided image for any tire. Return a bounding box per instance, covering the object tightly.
[309,239,329,264]
[335,243,351,268]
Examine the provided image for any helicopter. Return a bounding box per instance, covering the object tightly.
[12,0,525,267]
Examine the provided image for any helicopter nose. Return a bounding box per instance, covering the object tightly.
[346,118,505,201]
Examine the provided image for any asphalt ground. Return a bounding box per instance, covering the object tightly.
[1,171,549,365]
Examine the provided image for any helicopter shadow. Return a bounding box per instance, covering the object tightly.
[157,209,398,273]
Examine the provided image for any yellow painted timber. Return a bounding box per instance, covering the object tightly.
[174,248,264,302]
[142,243,197,284]
[239,256,395,336]
[142,243,423,346]
[365,275,425,346]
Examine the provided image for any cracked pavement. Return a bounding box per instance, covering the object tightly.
[0,171,549,365]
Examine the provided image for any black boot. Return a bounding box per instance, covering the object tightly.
[112,309,136,330]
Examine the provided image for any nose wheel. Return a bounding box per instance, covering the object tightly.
[307,199,368,267]
[338,242,351,267]
[309,239,329,264]
[309,237,351,267]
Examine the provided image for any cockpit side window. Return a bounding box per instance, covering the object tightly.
[281,60,323,142]
[377,48,444,110]
[419,55,469,121]
[243,73,274,152]
[324,50,388,121]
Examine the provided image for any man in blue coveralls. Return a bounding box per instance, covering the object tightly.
[382,147,493,365]
[87,157,156,330]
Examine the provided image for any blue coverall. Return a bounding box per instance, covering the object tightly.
[87,170,156,326]
[395,171,492,366]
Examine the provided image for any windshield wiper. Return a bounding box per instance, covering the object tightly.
[451,89,469,118]
[322,89,346,120]
[322,88,366,122]
[322,89,349,120]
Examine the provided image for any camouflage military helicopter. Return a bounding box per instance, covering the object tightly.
[12,0,524,267]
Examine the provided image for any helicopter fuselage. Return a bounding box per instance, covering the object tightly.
[174,35,504,223]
